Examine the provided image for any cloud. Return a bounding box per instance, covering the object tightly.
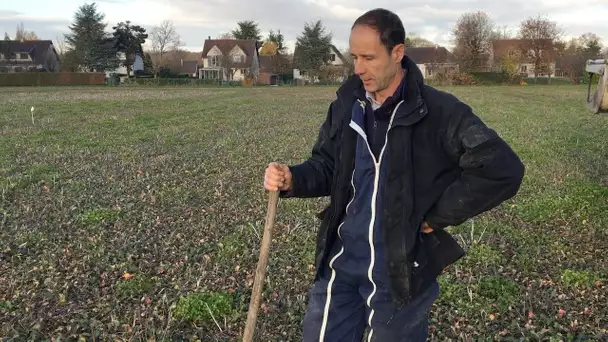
[0,0,606,53]
[0,10,22,17]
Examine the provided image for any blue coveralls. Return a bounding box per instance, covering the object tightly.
[302,83,440,341]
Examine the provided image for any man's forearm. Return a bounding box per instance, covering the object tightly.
[280,159,333,198]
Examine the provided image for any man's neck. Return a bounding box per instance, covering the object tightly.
[372,68,405,104]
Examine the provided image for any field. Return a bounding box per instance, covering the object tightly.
[0,84,607,341]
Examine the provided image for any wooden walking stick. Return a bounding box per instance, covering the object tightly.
[242,190,280,342]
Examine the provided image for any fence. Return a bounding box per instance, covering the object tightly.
[0,72,106,86]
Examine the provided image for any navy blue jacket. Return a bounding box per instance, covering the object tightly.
[282,56,525,306]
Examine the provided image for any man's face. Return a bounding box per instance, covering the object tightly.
[349,24,404,94]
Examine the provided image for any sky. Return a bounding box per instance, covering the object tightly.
[1,0,607,54]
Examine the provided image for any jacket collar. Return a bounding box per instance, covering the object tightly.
[337,55,428,127]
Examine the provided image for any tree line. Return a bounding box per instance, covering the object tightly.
[4,5,606,82]
[450,11,606,82]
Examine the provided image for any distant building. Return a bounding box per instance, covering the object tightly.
[491,39,557,78]
[258,55,280,85]
[293,44,350,83]
[199,39,260,82]
[176,59,200,78]
[107,51,144,78]
[405,46,459,79]
[0,40,61,72]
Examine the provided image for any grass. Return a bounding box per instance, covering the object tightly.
[0,84,607,341]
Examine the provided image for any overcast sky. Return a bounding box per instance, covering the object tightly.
[1,0,607,54]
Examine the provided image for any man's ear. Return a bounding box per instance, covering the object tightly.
[392,43,405,62]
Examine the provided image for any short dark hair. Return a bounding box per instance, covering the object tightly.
[352,8,406,53]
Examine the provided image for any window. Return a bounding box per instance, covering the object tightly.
[18,53,29,59]
[329,54,336,62]
[232,55,244,63]
[520,65,527,72]
[209,56,221,67]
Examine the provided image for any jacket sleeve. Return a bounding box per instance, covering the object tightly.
[280,101,338,199]
[424,101,525,230]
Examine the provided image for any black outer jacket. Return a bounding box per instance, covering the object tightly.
[281,56,525,307]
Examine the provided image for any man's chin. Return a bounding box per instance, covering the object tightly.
[363,83,376,93]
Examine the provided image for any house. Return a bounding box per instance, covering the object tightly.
[107,51,144,79]
[293,44,350,83]
[491,39,556,77]
[199,38,260,82]
[0,40,60,72]
[258,55,279,85]
[177,59,200,78]
[405,46,458,79]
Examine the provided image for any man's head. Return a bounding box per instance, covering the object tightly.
[350,8,406,94]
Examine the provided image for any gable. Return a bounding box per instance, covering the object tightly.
[229,45,245,56]
[207,45,222,56]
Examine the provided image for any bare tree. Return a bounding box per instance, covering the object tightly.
[561,38,586,83]
[492,25,513,40]
[15,22,39,41]
[150,20,182,70]
[518,15,562,81]
[219,53,242,82]
[217,32,234,39]
[54,36,67,56]
[451,11,495,72]
[579,32,603,58]
[405,33,436,47]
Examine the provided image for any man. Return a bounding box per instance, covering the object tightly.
[264,8,524,341]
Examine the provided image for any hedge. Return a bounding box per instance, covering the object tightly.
[124,78,243,86]
[469,72,511,84]
[0,72,106,86]
[521,77,573,85]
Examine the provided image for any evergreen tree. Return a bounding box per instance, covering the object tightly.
[294,20,332,78]
[64,2,119,72]
[144,52,154,72]
[231,21,261,41]
[267,30,286,55]
[112,21,148,75]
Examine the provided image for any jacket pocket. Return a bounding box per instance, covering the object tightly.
[410,229,465,297]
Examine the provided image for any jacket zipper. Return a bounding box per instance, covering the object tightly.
[354,99,404,341]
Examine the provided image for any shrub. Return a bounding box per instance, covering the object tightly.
[433,70,478,85]
[122,78,242,87]
[470,72,511,85]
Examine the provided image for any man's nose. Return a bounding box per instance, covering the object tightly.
[354,59,366,75]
